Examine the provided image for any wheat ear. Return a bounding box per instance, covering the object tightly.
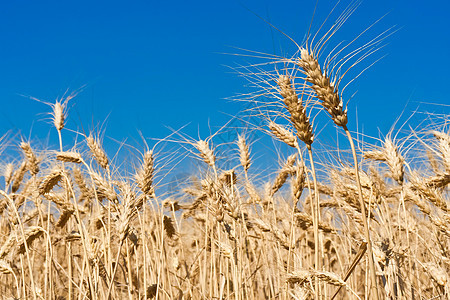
[86,135,109,169]
[277,75,314,145]
[270,154,296,196]
[237,135,251,172]
[56,151,83,164]
[297,48,347,127]
[433,131,450,172]
[20,142,39,175]
[135,150,154,196]
[194,140,216,167]
[268,121,297,148]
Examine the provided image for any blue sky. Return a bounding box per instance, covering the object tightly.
[0,0,449,156]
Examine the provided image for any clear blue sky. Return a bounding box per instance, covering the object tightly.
[0,0,449,153]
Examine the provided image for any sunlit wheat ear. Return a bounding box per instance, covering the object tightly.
[0,234,15,259]
[17,226,45,255]
[295,212,336,233]
[269,120,297,148]
[91,172,118,203]
[409,172,449,213]
[39,167,62,195]
[194,139,216,167]
[297,48,348,127]
[286,269,346,287]
[277,74,314,145]
[365,137,405,184]
[86,135,109,169]
[4,163,14,187]
[237,135,251,172]
[20,141,39,175]
[432,130,450,172]
[11,161,27,193]
[292,162,306,202]
[270,154,296,196]
[423,263,448,287]
[56,151,83,164]
[53,100,65,131]
[73,167,92,201]
[135,150,154,196]
[52,95,75,131]
[0,259,13,275]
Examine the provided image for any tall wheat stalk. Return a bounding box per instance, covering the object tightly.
[298,46,379,300]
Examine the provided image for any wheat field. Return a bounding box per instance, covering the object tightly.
[0,3,449,300]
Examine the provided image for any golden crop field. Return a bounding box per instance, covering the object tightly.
[0,2,448,300]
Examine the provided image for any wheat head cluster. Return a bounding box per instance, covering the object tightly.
[0,4,449,300]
